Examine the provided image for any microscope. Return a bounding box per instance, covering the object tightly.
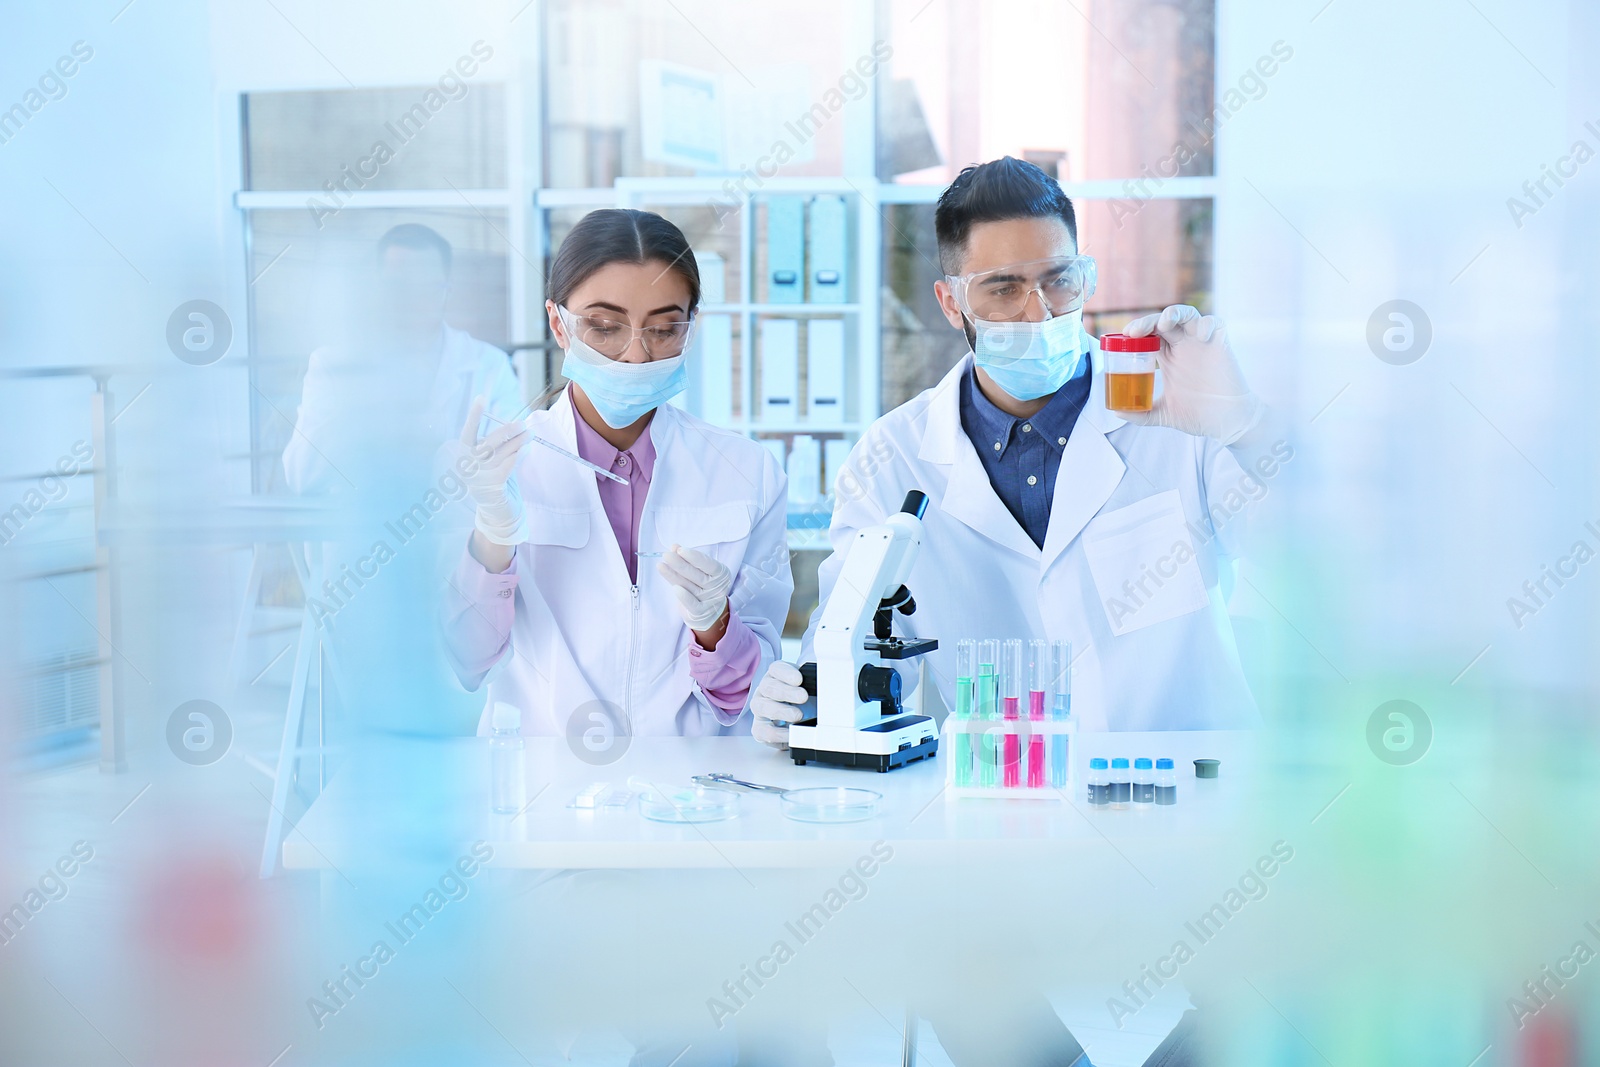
[788,490,940,772]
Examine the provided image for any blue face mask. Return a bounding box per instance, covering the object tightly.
[969,309,1086,401]
[559,316,688,429]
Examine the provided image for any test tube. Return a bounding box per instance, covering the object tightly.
[1027,639,1048,789]
[1050,640,1071,788]
[976,640,998,788]
[1001,639,1022,788]
[953,640,975,788]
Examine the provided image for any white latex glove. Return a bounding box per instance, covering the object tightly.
[750,660,809,749]
[1117,305,1264,445]
[454,396,530,545]
[656,544,733,632]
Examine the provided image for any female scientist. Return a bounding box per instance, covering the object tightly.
[443,208,791,739]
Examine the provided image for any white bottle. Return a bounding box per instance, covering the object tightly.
[490,702,526,815]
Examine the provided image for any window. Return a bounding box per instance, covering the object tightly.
[876,0,1215,185]
[876,0,1216,410]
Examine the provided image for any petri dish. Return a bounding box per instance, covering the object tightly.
[779,786,883,824]
[638,785,741,824]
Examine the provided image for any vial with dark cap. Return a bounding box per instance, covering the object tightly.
[1133,757,1155,805]
[1155,758,1177,805]
[1109,757,1131,809]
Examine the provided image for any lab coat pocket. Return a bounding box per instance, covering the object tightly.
[1082,490,1209,637]
[653,502,754,555]
[523,505,590,549]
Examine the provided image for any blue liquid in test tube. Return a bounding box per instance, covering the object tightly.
[1050,640,1071,788]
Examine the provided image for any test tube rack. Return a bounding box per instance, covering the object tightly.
[944,637,1074,801]
[942,716,1077,801]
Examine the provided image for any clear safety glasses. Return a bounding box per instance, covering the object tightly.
[945,255,1098,323]
[559,306,697,361]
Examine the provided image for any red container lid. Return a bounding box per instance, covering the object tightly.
[1100,332,1161,352]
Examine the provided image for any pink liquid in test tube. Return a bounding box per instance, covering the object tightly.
[1002,696,1020,787]
[1001,639,1022,788]
[1028,690,1046,787]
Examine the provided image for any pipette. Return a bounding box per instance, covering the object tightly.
[480,410,629,486]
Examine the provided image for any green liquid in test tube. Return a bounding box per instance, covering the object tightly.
[953,639,975,788]
[977,640,998,788]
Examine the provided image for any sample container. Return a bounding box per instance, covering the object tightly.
[1109,757,1132,809]
[1087,757,1110,806]
[1155,757,1178,805]
[489,702,525,815]
[1133,757,1155,805]
[1101,333,1160,412]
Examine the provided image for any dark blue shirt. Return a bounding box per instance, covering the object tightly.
[958,356,1092,548]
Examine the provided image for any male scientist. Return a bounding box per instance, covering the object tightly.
[753,155,1280,741]
[750,156,1283,1066]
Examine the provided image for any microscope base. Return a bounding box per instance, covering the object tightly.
[789,718,940,773]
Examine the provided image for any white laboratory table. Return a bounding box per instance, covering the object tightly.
[282,731,1252,873]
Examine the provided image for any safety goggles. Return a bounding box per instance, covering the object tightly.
[945,255,1098,323]
[559,306,697,361]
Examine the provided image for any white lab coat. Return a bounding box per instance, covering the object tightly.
[805,348,1259,732]
[283,324,521,495]
[456,395,793,738]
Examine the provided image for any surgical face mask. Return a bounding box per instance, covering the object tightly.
[968,308,1085,401]
[559,308,688,429]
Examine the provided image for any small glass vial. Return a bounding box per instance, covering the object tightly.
[1154,757,1178,805]
[1133,757,1155,805]
[490,701,526,815]
[1086,757,1110,806]
[1109,757,1132,809]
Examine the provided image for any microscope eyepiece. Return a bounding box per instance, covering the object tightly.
[899,490,928,519]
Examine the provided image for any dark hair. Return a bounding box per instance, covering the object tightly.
[934,156,1078,274]
[548,208,701,313]
[376,223,453,273]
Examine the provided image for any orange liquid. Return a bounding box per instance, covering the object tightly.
[1106,371,1155,412]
